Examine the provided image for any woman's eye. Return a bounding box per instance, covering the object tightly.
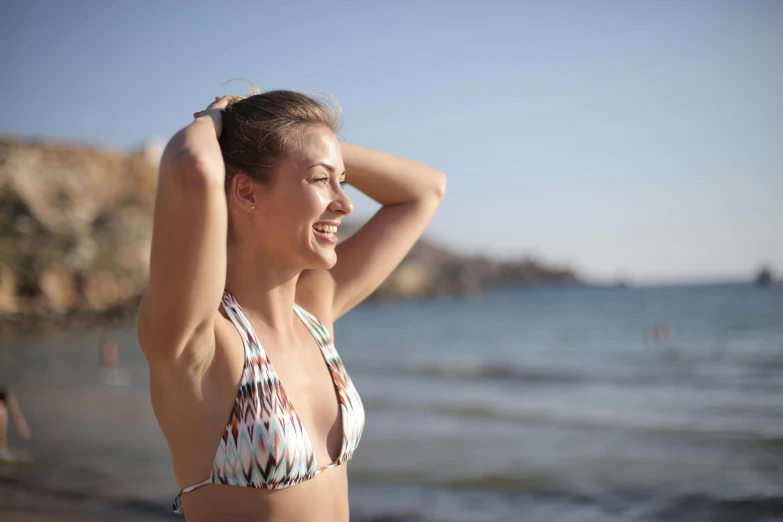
[339,181,347,187]
[315,177,329,184]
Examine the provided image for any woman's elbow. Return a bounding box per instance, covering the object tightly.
[163,151,224,193]
[431,169,447,200]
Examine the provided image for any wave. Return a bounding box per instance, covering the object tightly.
[373,359,783,397]
[350,469,564,494]
[0,476,168,520]
[390,360,587,385]
[351,489,783,522]
[755,435,783,451]
[639,492,783,522]
[350,469,783,520]
[413,402,783,444]
[356,514,428,522]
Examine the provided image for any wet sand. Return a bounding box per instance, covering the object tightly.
[0,480,174,522]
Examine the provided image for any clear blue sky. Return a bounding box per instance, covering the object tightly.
[1,0,781,283]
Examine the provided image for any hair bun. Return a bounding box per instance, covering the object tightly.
[223,95,246,109]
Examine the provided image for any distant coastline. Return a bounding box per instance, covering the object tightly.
[0,138,582,335]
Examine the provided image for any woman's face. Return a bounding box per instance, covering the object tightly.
[233,125,353,270]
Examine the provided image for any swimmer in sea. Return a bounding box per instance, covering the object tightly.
[100,339,131,386]
[0,385,31,460]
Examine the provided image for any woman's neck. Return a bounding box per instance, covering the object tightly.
[225,247,301,335]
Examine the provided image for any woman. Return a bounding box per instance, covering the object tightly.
[137,88,446,521]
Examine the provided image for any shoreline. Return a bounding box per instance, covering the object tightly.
[0,284,570,338]
[0,280,772,339]
[0,300,139,339]
[0,478,174,522]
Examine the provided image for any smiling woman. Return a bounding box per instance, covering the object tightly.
[136,86,446,522]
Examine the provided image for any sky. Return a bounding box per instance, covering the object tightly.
[1,0,781,284]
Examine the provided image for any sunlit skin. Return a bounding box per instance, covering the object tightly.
[138,94,446,522]
[227,127,352,274]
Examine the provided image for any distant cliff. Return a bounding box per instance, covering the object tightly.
[364,234,580,300]
[0,138,158,325]
[0,138,581,332]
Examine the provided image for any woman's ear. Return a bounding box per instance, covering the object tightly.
[232,173,257,212]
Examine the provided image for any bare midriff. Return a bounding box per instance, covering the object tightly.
[181,465,349,522]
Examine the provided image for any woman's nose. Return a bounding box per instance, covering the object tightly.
[330,186,354,216]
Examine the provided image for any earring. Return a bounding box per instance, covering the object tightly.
[250,205,256,210]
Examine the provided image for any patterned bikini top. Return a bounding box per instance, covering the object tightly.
[173,291,365,514]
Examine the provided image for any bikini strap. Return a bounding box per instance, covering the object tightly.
[170,292,243,516]
[293,303,332,344]
[221,291,260,359]
[172,477,212,514]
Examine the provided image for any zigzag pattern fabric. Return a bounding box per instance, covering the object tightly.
[173,291,364,514]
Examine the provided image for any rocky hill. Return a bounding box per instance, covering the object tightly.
[0,138,580,332]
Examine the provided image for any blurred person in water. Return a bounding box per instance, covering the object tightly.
[100,338,131,386]
[136,86,446,521]
[0,384,31,460]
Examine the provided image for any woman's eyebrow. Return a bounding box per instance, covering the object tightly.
[308,162,346,177]
[308,162,334,171]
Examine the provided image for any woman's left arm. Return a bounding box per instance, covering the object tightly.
[300,143,446,321]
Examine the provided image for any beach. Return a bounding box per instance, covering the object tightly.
[1,283,782,521]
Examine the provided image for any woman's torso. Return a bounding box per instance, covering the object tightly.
[148,292,362,522]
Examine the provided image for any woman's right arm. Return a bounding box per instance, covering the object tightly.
[137,97,231,366]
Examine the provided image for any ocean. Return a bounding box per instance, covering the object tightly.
[1,283,782,521]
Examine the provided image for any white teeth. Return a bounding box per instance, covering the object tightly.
[314,224,338,234]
